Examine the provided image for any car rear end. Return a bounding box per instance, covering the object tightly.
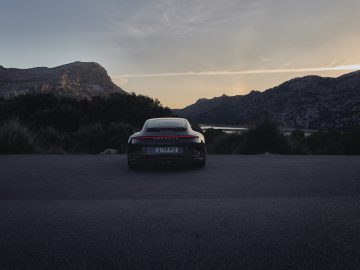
[127,118,206,168]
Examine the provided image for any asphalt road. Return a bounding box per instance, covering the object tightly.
[1,155,360,270]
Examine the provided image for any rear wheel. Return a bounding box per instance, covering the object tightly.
[194,155,206,168]
[195,161,205,168]
[127,157,138,169]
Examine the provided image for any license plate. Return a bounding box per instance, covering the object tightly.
[147,147,181,154]
[156,147,180,154]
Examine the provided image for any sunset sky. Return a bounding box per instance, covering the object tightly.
[1,0,360,108]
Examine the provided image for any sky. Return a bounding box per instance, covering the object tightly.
[1,0,360,108]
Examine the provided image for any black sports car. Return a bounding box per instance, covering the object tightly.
[127,118,206,168]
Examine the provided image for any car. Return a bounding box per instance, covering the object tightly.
[127,118,206,169]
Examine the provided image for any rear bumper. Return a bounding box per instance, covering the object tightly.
[128,153,205,165]
[127,142,206,165]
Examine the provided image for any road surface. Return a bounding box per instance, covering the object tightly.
[1,155,360,269]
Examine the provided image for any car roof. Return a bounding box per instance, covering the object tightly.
[147,117,187,121]
[145,118,188,127]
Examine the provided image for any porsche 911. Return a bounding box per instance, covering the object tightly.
[127,118,206,168]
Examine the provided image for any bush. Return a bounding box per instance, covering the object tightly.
[0,92,172,130]
[0,119,39,154]
[210,133,247,154]
[287,130,308,154]
[204,128,225,146]
[245,116,290,154]
[204,117,290,154]
[305,129,346,154]
[107,122,135,153]
[1,93,360,155]
[343,129,360,154]
[37,127,66,154]
[0,92,172,154]
[67,122,135,154]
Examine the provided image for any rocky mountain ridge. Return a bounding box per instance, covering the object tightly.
[174,71,360,129]
[0,61,126,99]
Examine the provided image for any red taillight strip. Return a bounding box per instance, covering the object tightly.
[134,135,198,140]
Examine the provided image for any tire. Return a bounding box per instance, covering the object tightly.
[194,155,206,168]
[198,159,206,168]
[127,158,138,169]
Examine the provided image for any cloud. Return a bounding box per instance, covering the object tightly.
[113,65,360,78]
[113,76,129,87]
[108,0,266,40]
[257,55,272,62]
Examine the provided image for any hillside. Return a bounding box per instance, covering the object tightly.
[0,61,126,99]
[174,71,360,129]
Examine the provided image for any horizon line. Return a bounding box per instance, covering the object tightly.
[113,65,360,78]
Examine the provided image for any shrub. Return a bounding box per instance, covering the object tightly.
[288,130,308,154]
[343,129,360,154]
[305,129,346,154]
[245,116,290,154]
[210,133,247,154]
[37,127,66,154]
[0,119,39,154]
[107,122,135,153]
[69,122,135,154]
[204,128,225,146]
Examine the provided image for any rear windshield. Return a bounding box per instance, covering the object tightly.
[145,119,187,132]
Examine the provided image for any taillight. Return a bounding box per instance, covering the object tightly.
[134,135,198,140]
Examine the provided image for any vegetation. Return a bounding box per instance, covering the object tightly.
[0,93,359,154]
[0,93,172,154]
[0,119,39,154]
[203,117,360,155]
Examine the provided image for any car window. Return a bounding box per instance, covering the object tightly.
[145,119,187,131]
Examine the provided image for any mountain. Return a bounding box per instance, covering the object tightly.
[174,71,360,129]
[0,61,126,99]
